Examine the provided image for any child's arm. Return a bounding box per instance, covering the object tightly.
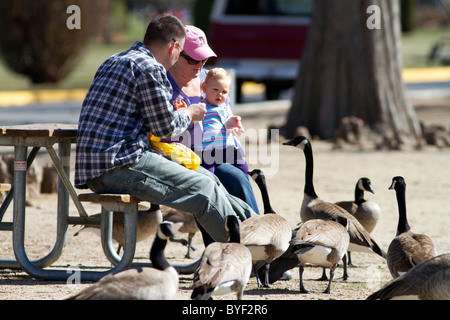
[174,99,188,110]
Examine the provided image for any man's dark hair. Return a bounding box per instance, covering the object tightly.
[143,14,185,46]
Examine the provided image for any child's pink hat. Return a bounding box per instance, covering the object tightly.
[183,25,217,60]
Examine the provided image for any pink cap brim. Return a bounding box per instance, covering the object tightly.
[184,45,217,61]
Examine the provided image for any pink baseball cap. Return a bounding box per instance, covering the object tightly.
[183,25,217,60]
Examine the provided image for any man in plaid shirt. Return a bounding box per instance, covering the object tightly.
[75,14,257,242]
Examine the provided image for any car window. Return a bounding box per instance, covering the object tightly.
[225,0,313,17]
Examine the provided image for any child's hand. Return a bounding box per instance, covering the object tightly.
[225,116,245,136]
[174,99,187,110]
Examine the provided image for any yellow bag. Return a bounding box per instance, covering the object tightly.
[148,132,200,171]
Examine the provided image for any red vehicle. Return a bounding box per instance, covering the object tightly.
[207,0,313,101]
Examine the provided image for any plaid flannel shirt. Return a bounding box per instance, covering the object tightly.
[75,41,191,189]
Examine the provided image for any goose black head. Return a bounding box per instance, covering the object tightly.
[359,177,375,194]
[283,136,309,150]
[389,176,406,192]
[248,169,263,181]
[157,221,176,240]
[224,215,240,243]
[225,215,239,233]
[248,169,267,185]
[332,215,349,229]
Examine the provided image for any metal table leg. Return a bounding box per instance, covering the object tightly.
[0,147,42,269]
[11,143,138,281]
[5,143,71,269]
[98,202,201,275]
[101,203,138,268]
[13,193,138,281]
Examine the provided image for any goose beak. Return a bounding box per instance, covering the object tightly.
[283,137,308,149]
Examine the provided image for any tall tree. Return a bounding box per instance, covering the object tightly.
[283,0,422,145]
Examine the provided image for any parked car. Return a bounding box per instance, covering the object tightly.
[207,0,313,101]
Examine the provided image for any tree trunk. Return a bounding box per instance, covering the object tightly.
[283,0,422,145]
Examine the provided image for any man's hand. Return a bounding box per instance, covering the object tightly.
[183,102,206,122]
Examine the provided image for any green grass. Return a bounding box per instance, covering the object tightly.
[0,27,448,92]
[0,41,134,92]
[401,27,450,68]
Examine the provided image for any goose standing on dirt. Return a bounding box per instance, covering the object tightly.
[191,215,252,300]
[67,222,178,300]
[240,169,292,288]
[290,216,350,293]
[367,253,450,300]
[386,176,437,278]
[335,177,381,265]
[282,136,386,273]
[161,205,199,259]
[73,203,163,254]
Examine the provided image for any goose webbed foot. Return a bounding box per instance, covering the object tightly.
[256,263,274,288]
[299,285,312,294]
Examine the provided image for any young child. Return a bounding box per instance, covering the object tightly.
[199,68,248,175]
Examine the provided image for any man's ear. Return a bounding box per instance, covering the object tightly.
[168,41,176,57]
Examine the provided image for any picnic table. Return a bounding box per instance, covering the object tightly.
[0,124,200,281]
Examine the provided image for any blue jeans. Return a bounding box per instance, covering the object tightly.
[196,163,260,246]
[86,151,258,242]
[214,163,259,214]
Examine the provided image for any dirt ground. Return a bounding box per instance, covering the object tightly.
[0,96,449,301]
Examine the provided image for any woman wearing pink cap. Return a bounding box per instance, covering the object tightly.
[167,25,260,244]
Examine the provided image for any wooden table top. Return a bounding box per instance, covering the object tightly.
[0,124,77,138]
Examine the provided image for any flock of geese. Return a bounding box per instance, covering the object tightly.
[68,136,449,300]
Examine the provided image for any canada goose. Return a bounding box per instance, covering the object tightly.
[367,253,450,300]
[67,222,178,300]
[191,215,252,300]
[335,177,381,265]
[240,169,292,288]
[335,177,381,233]
[74,203,163,254]
[386,176,437,278]
[161,205,199,259]
[290,216,350,293]
[283,136,385,270]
